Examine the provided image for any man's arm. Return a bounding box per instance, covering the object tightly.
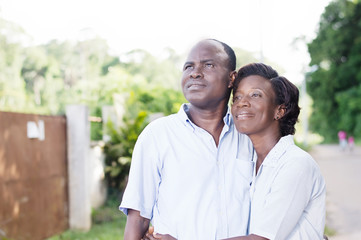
[124,209,150,240]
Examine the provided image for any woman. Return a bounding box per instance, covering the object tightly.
[145,63,326,240]
[227,63,326,240]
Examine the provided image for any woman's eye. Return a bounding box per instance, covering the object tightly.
[251,92,261,97]
[233,95,241,102]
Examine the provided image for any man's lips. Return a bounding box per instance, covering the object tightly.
[186,82,206,90]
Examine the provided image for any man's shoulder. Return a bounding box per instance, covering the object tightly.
[139,112,185,140]
[146,112,181,128]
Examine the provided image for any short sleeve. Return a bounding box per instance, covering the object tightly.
[119,124,162,219]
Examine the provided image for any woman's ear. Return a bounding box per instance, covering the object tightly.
[228,71,237,88]
[274,105,286,120]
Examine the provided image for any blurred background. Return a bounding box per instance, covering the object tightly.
[1,0,360,239]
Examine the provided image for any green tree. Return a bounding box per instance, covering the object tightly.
[21,46,52,108]
[0,18,28,112]
[120,48,183,90]
[18,38,122,115]
[307,0,361,142]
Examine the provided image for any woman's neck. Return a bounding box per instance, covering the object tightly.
[250,131,281,174]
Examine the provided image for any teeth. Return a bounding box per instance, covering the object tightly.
[236,113,252,119]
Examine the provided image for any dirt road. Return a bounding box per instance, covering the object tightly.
[309,144,361,240]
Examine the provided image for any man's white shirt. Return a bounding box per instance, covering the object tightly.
[120,104,254,240]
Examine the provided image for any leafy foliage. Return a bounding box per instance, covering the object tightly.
[104,110,148,192]
[103,85,185,192]
[1,15,272,194]
[0,18,29,112]
[307,0,361,142]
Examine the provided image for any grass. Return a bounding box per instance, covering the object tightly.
[46,196,126,240]
[45,193,336,240]
[46,200,336,240]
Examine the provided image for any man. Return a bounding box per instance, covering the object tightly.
[120,39,253,240]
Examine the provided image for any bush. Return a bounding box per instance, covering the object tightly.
[103,111,148,192]
[102,85,185,193]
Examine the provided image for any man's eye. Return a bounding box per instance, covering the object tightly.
[184,65,192,70]
[205,63,214,68]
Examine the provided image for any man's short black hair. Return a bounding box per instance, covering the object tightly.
[208,39,236,71]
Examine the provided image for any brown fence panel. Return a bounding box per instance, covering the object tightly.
[0,111,68,240]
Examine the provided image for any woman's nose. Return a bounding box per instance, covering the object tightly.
[236,95,250,108]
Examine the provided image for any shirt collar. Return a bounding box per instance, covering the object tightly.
[177,103,232,131]
[260,135,295,167]
[224,107,232,126]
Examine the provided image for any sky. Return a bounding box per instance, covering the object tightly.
[0,0,332,84]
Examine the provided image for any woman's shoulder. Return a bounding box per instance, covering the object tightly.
[282,144,320,171]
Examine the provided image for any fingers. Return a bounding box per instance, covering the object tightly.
[153,233,176,240]
[148,226,154,234]
[153,233,164,239]
[145,232,166,240]
[145,232,158,240]
[142,226,155,240]
[144,226,176,240]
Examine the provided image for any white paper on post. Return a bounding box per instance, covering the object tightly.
[27,120,45,141]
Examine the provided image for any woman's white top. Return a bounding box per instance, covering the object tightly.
[249,135,326,240]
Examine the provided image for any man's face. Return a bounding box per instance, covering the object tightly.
[181,40,232,109]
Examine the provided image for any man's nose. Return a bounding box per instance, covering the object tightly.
[190,66,203,79]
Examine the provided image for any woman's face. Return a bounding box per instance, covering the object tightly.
[231,75,279,136]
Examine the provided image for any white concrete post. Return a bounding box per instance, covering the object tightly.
[101,105,116,142]
[66,105,91,231]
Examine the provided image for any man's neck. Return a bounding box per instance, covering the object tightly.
[186,104,228,146]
